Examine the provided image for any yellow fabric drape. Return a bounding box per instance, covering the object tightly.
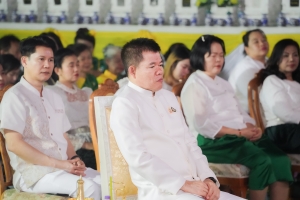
[1,29,299,59]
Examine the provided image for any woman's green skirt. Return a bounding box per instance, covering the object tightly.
[198,134,293,190]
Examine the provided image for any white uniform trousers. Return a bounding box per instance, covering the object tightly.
[176,190,246,200]
[19,168,101,200]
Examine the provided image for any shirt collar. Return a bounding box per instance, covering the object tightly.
[55,81,78,94]
[104,70,117,81]
[128,81,156,97]
[20,76,44,97]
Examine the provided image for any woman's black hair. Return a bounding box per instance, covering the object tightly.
[40,32,64,50]
[190,35,226,71]
[67,43,90,57]
[0,54,20,72]
[54,48,76,68]
[242,29,266,55]
[260,39,300,84]
[74,28,95,47]
[164,43,186,60]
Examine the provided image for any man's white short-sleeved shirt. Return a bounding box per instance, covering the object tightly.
[0,77,71,189]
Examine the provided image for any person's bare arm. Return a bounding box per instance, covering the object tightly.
[4,129,85,175]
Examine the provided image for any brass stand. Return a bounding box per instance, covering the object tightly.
[68,175,94,200]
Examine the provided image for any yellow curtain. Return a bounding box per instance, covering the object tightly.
[0,29,299,58]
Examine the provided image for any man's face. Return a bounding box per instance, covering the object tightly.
[7,41,21,60]
[21,46,54,83]
[129,51,164,92]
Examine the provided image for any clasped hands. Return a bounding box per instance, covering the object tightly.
[54,157,86,177]
[181,179,220,200]
[240,123,262,142]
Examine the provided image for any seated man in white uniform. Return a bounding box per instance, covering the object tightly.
[0,36,101,199]
[110,38,244,200]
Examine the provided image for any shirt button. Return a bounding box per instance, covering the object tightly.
[51,133,53,136]
[59,148,61,151]
[48,116,50,119]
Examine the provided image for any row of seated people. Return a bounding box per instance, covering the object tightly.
[0,28,126,90]
[0,30,299,200]
[0,35,244,200]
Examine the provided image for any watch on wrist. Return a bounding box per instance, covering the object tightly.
[207,177,217,184]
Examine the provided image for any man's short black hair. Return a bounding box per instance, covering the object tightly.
[20,36,56,57]
[0,54,20,73]
[40,32,64,50]
[54,48,76,68]
[190,35,226,71]
[0,34,20,52]
[121,38,161,73]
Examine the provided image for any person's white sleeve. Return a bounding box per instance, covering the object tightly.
[183,126,220,186]
[235,67,258,100]
[181,82,222,139]
[263,76,300,124]
[232,86,256,125]
[238,103,256,125]
[110,97,186,195]
[0,91,26,135]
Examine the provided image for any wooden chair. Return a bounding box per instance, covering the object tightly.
[89,79,119,171]
[173,79,249,198]
[94,96,138,200]
[247,71,265,132]
[0,84,13,101]
[247,72,300,173]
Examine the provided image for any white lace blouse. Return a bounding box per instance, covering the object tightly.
[47,82,93,150]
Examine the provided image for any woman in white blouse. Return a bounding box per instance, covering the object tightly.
[163,45,191,91]
[228,29,269,112]
[260,39,300,153]
[181,35,292,200]
[47,48,95,169]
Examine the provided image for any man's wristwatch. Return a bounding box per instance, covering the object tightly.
[206,177,217,184]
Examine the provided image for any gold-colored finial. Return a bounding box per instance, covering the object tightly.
[77,175,85,200]
[68,176,94,200]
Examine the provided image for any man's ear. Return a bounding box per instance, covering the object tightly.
[20,56,28,68]
[54,67,61,76]
[128,66,136,78]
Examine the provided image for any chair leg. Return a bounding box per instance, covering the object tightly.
[230,186,248,198]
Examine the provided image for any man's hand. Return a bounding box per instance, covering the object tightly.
[180,180,208,197]
[203,179,220,200]
[54,158,86,176]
